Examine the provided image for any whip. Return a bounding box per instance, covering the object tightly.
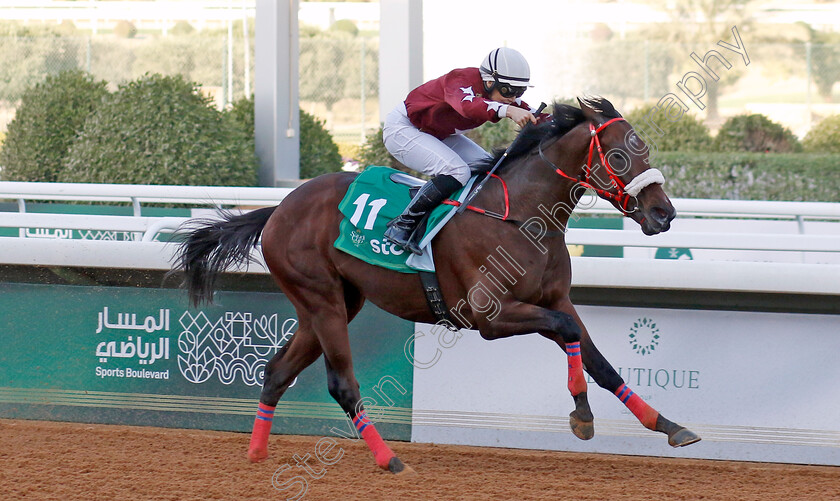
[457,102,547,214]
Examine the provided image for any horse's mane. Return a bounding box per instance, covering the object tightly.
[475,96,622,172]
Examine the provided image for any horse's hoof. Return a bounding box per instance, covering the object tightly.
[668,428,701,448]
[247,447,268,463]
[388,456,416,476]
[569,411,595,440]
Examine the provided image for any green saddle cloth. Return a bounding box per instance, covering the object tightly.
[333,166,469,273]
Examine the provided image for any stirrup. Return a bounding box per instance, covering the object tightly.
[384,225,423,255]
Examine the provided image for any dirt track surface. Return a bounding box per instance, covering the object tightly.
[1,419,839,501]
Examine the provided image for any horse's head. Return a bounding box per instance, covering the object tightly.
[575,98,676,235]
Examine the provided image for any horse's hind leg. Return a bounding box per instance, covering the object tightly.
[247,326,323,462]
[315,312,413,475]
[280,275,411,474]
[557,300,700,447]
[247,282,366,463]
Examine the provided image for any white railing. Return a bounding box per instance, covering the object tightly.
[578,195,840,220]
[2,212,189,242]
[4,180,838,218]
[565,228,840,252]
[0,181,296,215]
[2,181,839,295]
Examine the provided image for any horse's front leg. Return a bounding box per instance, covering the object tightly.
[475,301,592,440]
[552,300,701,447]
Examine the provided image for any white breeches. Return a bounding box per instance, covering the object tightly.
[382,102,491,186]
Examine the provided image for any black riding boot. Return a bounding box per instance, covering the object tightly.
[385,174,462,255]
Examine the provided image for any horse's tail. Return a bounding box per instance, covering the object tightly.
[172,206,277,307]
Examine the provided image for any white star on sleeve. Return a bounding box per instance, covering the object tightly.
[460,86,476,102]
[485,101,504,113]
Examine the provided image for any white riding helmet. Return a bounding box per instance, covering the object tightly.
[479,47,531,86]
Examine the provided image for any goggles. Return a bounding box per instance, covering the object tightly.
[497,83,527,99]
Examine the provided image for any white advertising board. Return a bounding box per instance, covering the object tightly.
[411,306,840,465]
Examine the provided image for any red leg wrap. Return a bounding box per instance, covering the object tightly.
[354,412,395,469]
[615,384,658,429]
[361,426,395,469]
[247,403,275,462]
[566,342,587,396]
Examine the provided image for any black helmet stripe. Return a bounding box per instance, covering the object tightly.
[482,48,529,82]
[480,48,530,84]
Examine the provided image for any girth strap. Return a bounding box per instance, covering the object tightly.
[418,271,459,331]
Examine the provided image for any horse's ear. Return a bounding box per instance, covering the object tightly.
[577,97,600,123]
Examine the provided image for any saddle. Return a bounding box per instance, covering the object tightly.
[333,166,477,273]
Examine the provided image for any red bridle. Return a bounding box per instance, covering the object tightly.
[540,117,636,213]
[445,117,642,223]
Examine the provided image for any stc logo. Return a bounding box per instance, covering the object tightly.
[370,239,404,256]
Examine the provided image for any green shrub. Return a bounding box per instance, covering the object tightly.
[802,115,840,153]
[654,152,839,201]
[300,23,322,38]
[0,71,108,182]
[60,74,257,186]
[299,109,343,178]
[226,96,342,179]
[170,20,196,36]
[57,20,77,35]
[713,114,802,153]
[624,105,713,152]
[226,95,255,134]
[465,119,519,153]
[358,125,408,173]
[114,20,137,39]
[330,19,359,37]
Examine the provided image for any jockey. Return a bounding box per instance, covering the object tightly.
[383,47,551,255]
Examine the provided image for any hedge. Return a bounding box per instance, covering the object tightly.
[227,96,343,179]
[803,114,840,154]
[713,114,802,153]
[299,110,343,178]
[60,74,257,186]
[624,105,713,152]
[0,70,108,182]
[354,129,839,202]
[653,152,840,202]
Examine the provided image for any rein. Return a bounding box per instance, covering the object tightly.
[443,173,509,221]
[443,174,566,237]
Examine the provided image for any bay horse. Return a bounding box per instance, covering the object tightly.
[172,97,700,474]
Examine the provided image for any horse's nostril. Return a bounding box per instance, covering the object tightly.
[652,207,672,224]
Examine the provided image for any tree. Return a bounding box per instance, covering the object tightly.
[803,27,840,102]
[298,30,379,127]
[0,22,82,103]
[299,34,348,126]
[583,39,676,109]
[638,0,756,121]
